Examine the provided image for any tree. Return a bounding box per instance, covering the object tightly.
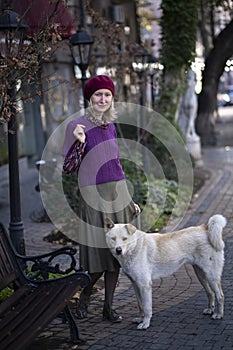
[154,0,233,148]
[0,0,71,253]
[158,0,199,124]
[196,1,233,145]
[0,0,70,125]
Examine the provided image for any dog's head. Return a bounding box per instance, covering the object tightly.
[104,218,138,257]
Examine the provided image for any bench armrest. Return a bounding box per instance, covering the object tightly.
[14,246,83,281]
[0,222,90,287]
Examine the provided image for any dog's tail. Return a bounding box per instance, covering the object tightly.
[207,215,227,251]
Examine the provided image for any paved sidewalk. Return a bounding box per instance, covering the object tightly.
[1,109,233,349]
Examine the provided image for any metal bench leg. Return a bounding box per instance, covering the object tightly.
[64,305,84,344]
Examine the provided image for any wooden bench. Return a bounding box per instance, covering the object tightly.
[0,222,90,350]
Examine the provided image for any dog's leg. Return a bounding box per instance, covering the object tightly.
[136,281,153,330]
[131,282,144,324]
[125,274,144,324]
[193,265,215,315]
[208,279,224,320]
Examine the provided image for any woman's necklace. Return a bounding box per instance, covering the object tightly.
[85,113,109,129]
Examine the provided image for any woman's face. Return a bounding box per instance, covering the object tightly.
[90,89,113,115]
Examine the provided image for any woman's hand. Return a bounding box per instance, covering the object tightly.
[134,203,141,215]
[73,124,86,143]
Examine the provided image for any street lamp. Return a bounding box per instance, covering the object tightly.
[147,54,159,109]
[132,46,150,174]
[132,47,149,77]
[69,27,93,108]
[132,46,149,106]
[0,9,28,254]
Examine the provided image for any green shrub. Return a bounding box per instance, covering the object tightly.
[0,287,14,302]
[61,157,191,233]
[121,159,190,232]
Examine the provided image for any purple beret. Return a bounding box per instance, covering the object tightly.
[84,75,115,100]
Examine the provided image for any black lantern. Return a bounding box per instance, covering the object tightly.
[0,9,28,58]
[69,27,93,107]
[132,46,150,76]
[132,46,150,106]
[0,9,28,254]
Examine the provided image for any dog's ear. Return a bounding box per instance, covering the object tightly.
[125,224,136,235]
[104,218,115,232]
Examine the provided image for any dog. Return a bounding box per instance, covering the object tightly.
[105,215,226,330]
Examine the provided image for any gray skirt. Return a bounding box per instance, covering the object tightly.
[78,180,137,273]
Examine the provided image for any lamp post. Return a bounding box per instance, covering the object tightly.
[132,46,151,174]
[0,9,28,254]
[147,54,159,109]
[132,46,149,106]
[69,27,93,108]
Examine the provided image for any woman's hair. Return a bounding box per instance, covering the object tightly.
[87,99,117,122]
[84,75,117,121]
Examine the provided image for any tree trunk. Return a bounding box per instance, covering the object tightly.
[196,18,233,145]
[199,0,214,57]
[158,70,185,123]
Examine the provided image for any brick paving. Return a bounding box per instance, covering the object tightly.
[1,108,233,349]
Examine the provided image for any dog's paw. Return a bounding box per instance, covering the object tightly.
[203,308,214,315]
[211,313,223,320]
[137,320,150,329]
[132,317,143,324]
[137,322,150,330]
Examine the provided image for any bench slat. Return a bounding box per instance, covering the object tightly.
[0,285,29,315]
[0,222,90,350]
[0,281,81,350]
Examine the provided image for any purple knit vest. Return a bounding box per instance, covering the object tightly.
[62,116,125,187]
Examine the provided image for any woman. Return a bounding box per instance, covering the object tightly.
[62,75,140,322]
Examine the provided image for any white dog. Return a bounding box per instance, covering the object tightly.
[105,215,226,330]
